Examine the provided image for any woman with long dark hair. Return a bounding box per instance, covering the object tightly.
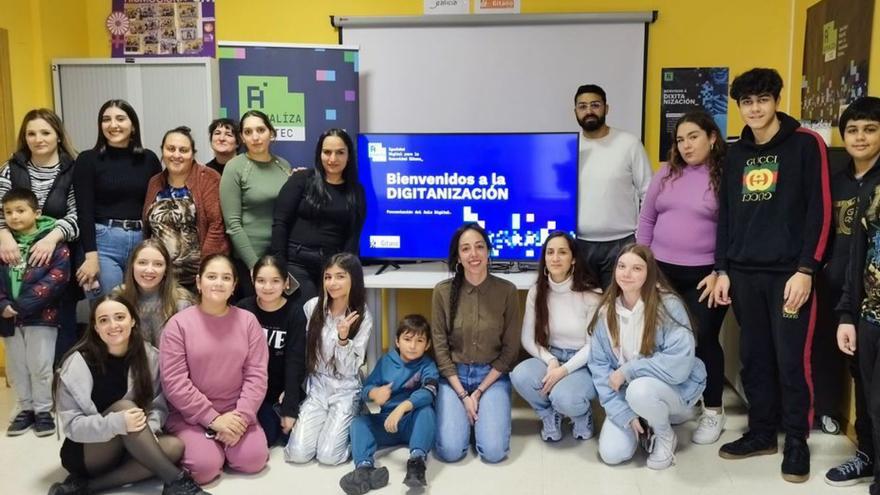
[637,110,728,444]
[143,126,228,291]
[511,231,602,442]
[284,252,372,465]
[271,128,366,305]
[73,99,162,297]
[588,244,706,470]
[431,223,520,463]
[220,110,291,299]
[50,294,206,494]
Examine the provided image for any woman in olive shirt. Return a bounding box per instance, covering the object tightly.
[431,223,520,464]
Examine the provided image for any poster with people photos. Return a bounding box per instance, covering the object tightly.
[107,0,216,57]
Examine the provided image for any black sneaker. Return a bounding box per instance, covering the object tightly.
[6,410,35,436]
[403,457,427,487]
[339,466,389,495]
[825,451,873,486]
[718,431,777,459]
[781,436,810,483]
[162,471,211,495]
[34,412,56,437]
[47,475,88,495]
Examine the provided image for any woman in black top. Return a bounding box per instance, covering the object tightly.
[73,99,161,298]
[270,128,366,305]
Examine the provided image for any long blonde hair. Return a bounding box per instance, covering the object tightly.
[587,244,692,356]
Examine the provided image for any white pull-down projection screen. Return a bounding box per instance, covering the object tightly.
[334,12,656,138]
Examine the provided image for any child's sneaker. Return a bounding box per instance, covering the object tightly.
[540,412,562,442]
[825,451,872,486]
[339,466,389,495]
[403,457,427,487]
[572,412,594,440]
[34,412,56,437]
[6,410,35,436]
[692,408,726,445]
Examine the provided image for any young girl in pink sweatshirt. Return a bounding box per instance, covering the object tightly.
[160,254,269,485]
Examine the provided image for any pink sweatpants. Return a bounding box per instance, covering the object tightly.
[168,419,268,485]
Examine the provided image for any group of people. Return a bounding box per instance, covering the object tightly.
[0,65,879,495]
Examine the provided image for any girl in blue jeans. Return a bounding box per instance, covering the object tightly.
[588,244,706,470]
[430,223,521,464]
[511,231,602,442]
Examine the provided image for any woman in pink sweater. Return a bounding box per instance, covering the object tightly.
[159,254,269,485]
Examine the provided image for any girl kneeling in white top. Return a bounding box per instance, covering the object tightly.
[511,231,602,441]
[588,244,706,469]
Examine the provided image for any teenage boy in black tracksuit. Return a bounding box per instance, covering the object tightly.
[713,68,831,484]
[834,96,880,493]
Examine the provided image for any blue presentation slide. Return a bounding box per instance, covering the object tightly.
[358,133,579,261]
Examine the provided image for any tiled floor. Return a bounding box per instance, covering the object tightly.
[0,384,870,495]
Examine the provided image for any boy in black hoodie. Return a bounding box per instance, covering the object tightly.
[712,68,831,483]
[834,96,880,493]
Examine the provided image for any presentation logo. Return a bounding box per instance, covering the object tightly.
[369,236,400,249]
[238,76,305,141]
[368,142,388,163]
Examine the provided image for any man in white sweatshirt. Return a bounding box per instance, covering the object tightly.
[574,84,653,288]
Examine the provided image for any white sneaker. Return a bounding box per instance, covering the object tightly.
[692,408,726,445]
[647,429,677,470]
[540,413,562,442]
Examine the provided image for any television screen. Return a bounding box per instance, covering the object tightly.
[358,133,579,262]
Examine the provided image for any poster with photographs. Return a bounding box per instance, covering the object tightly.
[801,0,874,124]
[108,0,215,57]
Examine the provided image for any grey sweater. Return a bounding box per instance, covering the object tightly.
[56,344,168,443]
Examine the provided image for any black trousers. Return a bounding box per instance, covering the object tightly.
[658,261,728,407]
[811,270,848,419]
[729,269,814,439]
[576,234,634,290]
[857,319,880,478]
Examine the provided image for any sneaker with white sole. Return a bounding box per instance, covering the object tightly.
[572,412,594,441]
[540,412,562,442]
[692,408,726,445]
[825,451,873,486]
[647,429,677,470]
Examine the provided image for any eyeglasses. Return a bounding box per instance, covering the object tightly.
[576,102,605,111]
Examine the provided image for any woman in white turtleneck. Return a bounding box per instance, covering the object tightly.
[588,244,706,471]
[511,232,602,442]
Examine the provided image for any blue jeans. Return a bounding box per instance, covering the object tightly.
[257,400,288,448]
[511,347,596,420]
[350,407,436,466]
[93,223,142,298]
[435,363,511,464]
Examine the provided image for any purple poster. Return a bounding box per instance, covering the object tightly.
[107,0,215,57]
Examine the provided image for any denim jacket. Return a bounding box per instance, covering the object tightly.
[588,294,707,429]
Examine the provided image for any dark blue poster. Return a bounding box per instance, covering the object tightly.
[358,133,579,262]
[218,43,359,167]
[659,67,729,161]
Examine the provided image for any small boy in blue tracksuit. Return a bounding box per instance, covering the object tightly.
[340,314,439,495]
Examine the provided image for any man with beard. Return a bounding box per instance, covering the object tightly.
[573,84,652,287]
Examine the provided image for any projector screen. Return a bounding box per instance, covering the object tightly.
[337,13,654,137]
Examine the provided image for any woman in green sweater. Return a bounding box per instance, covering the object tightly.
[220,110,291,300]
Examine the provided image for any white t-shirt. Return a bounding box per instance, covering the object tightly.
[577,127,653,241]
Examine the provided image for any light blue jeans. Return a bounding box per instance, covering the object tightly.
[510,346,596,421]
[598,376,690,465]
[435,363,511,464]
[93,223,143,298]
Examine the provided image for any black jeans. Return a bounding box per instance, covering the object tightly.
[575,234,634,290]
[857,319,880,479]
[658,261,728,407]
